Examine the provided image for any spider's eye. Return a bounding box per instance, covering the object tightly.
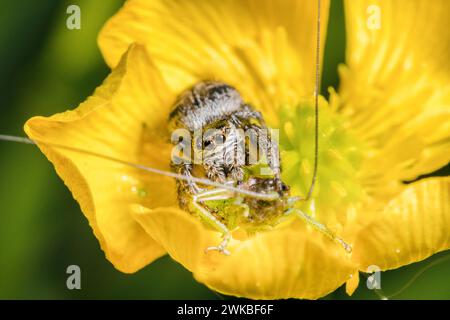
[218,133,226,142]
[203,140,212,148]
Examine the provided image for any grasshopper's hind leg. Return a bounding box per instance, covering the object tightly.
[286,207,352,253]
[173,163,233,255]
[192,191,232,255]
[204,233,231,256]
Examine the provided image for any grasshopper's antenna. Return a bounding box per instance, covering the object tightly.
[0,134,277,200]
[305,0,322,201]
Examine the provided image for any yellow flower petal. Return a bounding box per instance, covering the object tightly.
[345,271,359,296]
[353,177,450,271]
[24,44,178,273]
[99,0,330,121]
[132,205,356,299]
[338,0,450,197]
[131,206,222,272]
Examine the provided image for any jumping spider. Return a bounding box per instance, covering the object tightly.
[169,81,351,255]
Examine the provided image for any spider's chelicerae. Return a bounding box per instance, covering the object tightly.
[169,81,351,255]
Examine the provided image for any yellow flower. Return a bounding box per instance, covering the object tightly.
[24,0,450,299]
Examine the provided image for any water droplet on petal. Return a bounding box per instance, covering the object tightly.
[138,188,147,198]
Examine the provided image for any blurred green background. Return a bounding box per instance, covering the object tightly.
[0,0,448,300]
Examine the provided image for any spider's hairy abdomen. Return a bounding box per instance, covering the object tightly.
[169,81,243,131]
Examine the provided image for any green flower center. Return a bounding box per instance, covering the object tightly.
[278,100,365,222]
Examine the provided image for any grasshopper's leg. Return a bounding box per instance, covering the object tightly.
[192,185,260,255]
[192,193,231,255]
[286,207,352,253]
[192,184,280,255]
[204,233,231,256]
[194,187,234,202]
[195,187,251,217]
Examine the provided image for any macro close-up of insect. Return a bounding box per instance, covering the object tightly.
[0,0,449,305]
[167,80,351,255]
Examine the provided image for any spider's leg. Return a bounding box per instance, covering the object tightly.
[285,207,352,253]
[172,162,203,195]
[233,104,265,126]
[248,124,284,189]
